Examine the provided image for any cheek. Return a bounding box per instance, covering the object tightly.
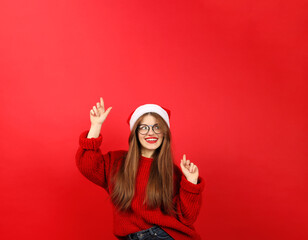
[137,134,143,143]
[139,136,148,145]
[158,136,164,145]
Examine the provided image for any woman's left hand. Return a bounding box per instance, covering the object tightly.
[180,154,199,184]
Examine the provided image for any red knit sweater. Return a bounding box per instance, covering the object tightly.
[76,131,205,239]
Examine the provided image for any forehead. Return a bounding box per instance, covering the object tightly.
[140,114,158,124]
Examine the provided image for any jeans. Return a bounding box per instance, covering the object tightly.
[126,225,174,240]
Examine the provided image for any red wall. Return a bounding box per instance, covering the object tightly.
[0,0,307,239]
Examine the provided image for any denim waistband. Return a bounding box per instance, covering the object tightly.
[127,225,160,240]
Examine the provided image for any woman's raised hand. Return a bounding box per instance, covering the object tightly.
[90,97,112,126]
[180,154,199,184]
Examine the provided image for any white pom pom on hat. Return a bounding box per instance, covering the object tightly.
[127,104,171,130]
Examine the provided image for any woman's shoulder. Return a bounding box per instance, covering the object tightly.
[103,150,127,175]
[105,150,127,161]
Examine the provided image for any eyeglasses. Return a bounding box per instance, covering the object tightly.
[137,124,162,135]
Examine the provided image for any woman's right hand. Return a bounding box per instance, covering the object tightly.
[90,97,112,126]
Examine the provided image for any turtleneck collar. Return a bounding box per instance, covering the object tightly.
[140,155,154,162]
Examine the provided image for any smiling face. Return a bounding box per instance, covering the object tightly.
[137,114,164,158]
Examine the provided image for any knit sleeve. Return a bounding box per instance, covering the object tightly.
[75,130,125,193]
[173,165,205,226]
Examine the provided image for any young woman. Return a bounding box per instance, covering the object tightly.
[76,97,205,240]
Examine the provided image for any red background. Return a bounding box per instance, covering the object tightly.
[0,0,307,239]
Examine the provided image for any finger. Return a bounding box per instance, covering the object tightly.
[180,159,184,168]
[90,109,94,116]
[186,160,190,167]
[97,102,100,108]
[100,97,105,111]
[105,106,112,116]
[182,154,187,165]
[180,160,188,173]
[190,163,194,172]
[93,106,99,116]
[181,158,187,167]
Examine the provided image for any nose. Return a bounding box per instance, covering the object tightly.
[148,127,155,135]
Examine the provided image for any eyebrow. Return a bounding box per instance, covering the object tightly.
[140,123,159,125]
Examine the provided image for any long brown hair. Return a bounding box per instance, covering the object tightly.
[110,112,175,215]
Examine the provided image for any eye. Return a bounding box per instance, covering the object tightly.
[139,125,149,130]
[154,124,160,130]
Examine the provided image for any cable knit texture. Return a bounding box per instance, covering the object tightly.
[76,130,205,239]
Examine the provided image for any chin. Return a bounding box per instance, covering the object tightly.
[142,141,162,151]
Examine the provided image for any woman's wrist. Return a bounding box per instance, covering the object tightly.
[87,124,102,138]
[186,177,198,185]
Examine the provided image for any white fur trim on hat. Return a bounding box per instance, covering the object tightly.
[129,104,170,130]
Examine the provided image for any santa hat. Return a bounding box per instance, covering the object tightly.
[127,104,171,130]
